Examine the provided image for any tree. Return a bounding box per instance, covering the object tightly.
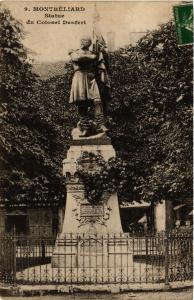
[0,5,39,205]
[0,6,68,206]
[108,21,192,203]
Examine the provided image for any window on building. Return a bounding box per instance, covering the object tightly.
[6,212,28,235]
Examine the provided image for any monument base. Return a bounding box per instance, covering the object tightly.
[52,136,132,270]
[52,233,133,272]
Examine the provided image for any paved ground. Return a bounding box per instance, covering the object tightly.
[1,289,192,300]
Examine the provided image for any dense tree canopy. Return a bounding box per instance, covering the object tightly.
[108,21,192,203]
[0,6,67,206]
[0,5,192,208]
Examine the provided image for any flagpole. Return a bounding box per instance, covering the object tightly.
[92,2,96,41]
[92,2,101,54]
[92,2,97,53]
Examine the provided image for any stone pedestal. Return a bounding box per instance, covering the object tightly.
[52,134,132,270]
[60,134,122,235]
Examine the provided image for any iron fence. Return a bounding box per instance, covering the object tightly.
[168,231,193,282]
[0,230,192,285]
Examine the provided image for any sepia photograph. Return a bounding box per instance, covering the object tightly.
[0,1,193,299]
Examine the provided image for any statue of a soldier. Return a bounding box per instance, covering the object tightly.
[69,35,110,137]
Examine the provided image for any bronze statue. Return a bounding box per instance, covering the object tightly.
[69,35,110,137]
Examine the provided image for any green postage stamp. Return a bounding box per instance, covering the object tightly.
[173,3,193,45]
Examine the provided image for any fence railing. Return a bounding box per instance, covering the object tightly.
[0,230,192,285]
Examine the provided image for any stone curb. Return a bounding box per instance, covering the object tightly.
[0,282,192,296]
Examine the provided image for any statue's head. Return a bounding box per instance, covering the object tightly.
[80,35,92,49]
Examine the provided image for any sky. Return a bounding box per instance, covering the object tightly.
[4,1,181,62]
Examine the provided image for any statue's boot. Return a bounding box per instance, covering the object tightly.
[78,112,91,137]
[94,100,108,133]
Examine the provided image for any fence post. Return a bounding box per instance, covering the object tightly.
[41,239,45,259]
[145,234,148,283]
[13,225,17,285]
[164,232,169,286]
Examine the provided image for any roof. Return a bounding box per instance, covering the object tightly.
[120,201,150,208]
[6,210,27,216]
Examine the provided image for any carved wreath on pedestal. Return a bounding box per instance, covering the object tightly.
[72,193,112,228]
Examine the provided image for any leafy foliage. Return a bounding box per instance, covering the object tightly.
[108,21,192,203]
[0,6,69,206]
[76,152,129,204]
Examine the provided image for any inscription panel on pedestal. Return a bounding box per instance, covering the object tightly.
[80,204,104,217]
